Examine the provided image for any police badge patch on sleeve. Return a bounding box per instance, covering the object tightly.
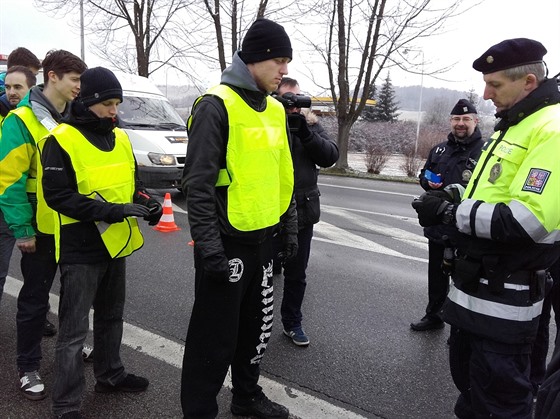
[522,168,550,194]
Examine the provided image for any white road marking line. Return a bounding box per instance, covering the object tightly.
[318,182,417,198]
[322,206,427,249]
[321,203,419,224]
[3,276,366,419]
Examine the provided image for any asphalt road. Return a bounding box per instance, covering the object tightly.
[3,174,548,418]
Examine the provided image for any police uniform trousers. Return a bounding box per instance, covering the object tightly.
[181,235,275,419]
[449,327,533,419]
[425,240,449,320]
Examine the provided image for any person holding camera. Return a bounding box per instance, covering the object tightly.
[180,18,298,419]
[273,77,339,346]
[410,99,484,332]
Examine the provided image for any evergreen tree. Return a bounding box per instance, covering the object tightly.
[362,83,377,121]
[371,73,400,122]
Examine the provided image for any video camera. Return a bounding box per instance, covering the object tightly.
[272,91,312,109]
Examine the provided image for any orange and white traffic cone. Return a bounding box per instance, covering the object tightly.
[153,192,181,232]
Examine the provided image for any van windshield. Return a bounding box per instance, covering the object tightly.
[118,96,186,130]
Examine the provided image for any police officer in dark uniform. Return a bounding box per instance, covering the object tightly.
[410,99,484,331]
[411,38,560,418]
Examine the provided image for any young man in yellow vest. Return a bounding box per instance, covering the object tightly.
[180,18,298,419]
[0,49,87,401]
[41,67,162,419]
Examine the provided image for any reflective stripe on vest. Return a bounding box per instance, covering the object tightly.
[448,281,542,322]
[49,124,143,260]
[443,277,543,344]
[205,85,294,231]
[13,106,54,234]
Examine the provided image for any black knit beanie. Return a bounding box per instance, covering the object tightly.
[78,67,123,107]
[239,18,292,64]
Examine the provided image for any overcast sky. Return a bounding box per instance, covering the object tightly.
[2,0,559,95]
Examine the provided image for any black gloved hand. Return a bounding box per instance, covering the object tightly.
[287,113,312,141]
[143,200,163,226]
[122,203,151,218]
[203,253,230,281]
[277,233,298,262]
[411,191,452,227]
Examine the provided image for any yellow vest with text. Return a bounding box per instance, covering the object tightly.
[47,124,143,260]
[12,106,54,234]
[464,104,560,232]
[203,84,294,231]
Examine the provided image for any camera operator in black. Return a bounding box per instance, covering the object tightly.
[410,99,485,331]
[273,77,339,346]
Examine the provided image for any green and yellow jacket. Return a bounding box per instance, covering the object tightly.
[0,87,63,239]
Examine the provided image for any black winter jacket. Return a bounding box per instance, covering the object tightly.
[289,112,338,228]
[181,52,298,260]
[419,126,485,191]
[420,126,485,243]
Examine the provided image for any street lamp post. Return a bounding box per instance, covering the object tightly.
[80,0,85,61]
[414,50,424,157]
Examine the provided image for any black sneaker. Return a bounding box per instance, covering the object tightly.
[231,393,289,419]
[43,319,57,336]
[19,370,46,401]
[94,373,149,393]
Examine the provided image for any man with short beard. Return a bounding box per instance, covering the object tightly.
[410,99,485,332]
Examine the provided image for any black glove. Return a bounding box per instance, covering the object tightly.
[203,253,230,281]
[277,233,298,262]
[122,203,151,218]
[287,113,312,141]
[411,191,452,227]
[143,200,163,226]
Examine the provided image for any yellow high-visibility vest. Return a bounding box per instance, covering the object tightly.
[201,84,294,231]
[45,124,143,260]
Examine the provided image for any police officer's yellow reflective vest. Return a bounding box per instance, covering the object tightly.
[12,106,55,234]
[196,84,294,231]
[445,103,560,344]
[46,124,143,260]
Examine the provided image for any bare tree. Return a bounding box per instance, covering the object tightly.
[198,0,271,72]
[423,95,456,125]
[34,0,192,77]
[295,0,469,170]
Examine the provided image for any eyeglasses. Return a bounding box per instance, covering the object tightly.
[450,116,474,123]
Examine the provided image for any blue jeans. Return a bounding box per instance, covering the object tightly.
[0,209,15,305]
[17,234,58,372]
[52,259,127,416]
[280,225,313,331]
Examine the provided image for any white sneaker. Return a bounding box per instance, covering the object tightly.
[19,370,46,400]
[82,344,94,362]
